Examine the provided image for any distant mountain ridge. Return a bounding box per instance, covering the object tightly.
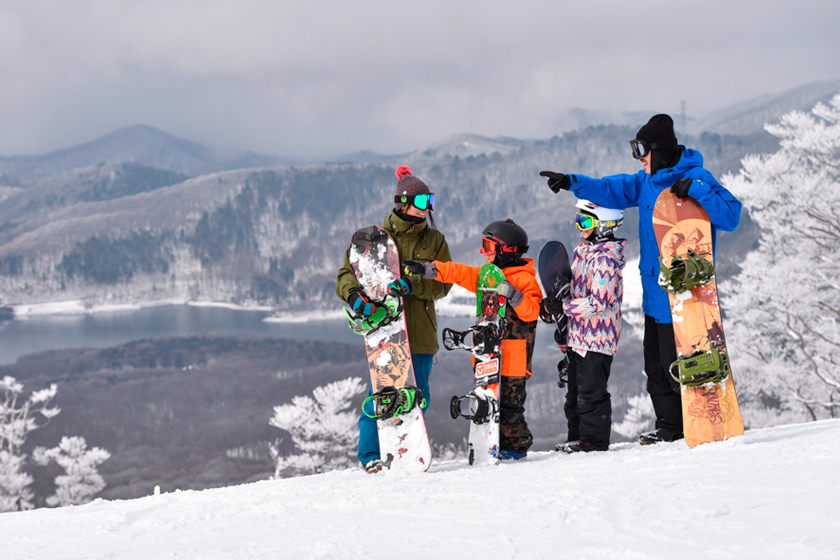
[2,80,836,310]
[692,80,840,136]
[0,125,292,182]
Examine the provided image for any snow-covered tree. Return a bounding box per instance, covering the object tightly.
[613,391,656,439]
[0,376,60,511]
[269,377,365,477]
[723,92,840,424]
[33,436,110,507]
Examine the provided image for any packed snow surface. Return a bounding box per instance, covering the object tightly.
[2,419,839,559]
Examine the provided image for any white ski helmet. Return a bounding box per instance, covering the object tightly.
[575,199,624,240]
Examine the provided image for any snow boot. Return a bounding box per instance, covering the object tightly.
[497,449,527,461]
[364,459,385,474]
[557,439,608,453]
[639,429,684,445]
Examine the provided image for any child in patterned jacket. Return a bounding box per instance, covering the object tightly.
[543,199,626,453]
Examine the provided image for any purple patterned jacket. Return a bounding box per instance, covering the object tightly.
[563,238,626,356]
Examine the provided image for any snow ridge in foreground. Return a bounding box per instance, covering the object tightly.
[1,419,839,559]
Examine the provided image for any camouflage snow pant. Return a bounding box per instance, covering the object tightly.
[500,376,533,454]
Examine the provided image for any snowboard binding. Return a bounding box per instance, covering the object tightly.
[362,386,426,420]
[557,352,569,388]
[450,391,499,425]
[344,295,405,335]
[442,321,505,358]
[659,249,715,293]
[669,349,731,387]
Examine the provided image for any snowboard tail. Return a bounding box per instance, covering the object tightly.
[653,191,744,448]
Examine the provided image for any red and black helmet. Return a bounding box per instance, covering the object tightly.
[481,219,529,255]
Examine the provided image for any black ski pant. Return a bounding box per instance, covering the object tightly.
[500,377,533,454]
[643,314,683,437]
[564,350,613,449]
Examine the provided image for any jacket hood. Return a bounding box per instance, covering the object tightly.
[500,258,536,277]
[653,147,704,181]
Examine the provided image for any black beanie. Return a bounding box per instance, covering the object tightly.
[636,114,678,160]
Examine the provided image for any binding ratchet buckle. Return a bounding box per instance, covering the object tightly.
[363,386,426,420]
[659,249,715,293]
[344,295,404,335]
[669,349,731,387]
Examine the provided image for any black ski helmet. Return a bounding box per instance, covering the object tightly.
[482,219,529,254]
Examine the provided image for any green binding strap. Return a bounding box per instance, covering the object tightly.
[659,249,715,293]
[344,296,404,335]
[669,349,731,387]
[362,386,427,419]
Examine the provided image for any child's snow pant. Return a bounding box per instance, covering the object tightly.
[564,350,613,449]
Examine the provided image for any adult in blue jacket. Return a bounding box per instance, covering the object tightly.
[539,114,742,445]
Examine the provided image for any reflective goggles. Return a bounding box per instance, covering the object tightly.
[394,192,436,211]
[575,212,599,231]
[629,139,650,159]
[480,237,517,255]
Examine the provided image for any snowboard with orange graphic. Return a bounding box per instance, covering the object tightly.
[653,190,744,448]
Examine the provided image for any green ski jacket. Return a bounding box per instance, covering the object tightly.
[336,211,452,354]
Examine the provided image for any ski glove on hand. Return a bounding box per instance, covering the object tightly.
[403,260,438,280]
[539,297,564,323]
[497,280,524,308]
[388,277,412,297]
[670,178,693,198]
[348,290,379,317]
[539,171,571,193]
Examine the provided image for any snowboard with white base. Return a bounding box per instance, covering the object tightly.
[444,263,506,466]
[345,225,432,472]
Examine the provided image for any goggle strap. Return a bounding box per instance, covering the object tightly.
[394,193,435,211]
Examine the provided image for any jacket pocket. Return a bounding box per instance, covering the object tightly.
[501,339,528,377]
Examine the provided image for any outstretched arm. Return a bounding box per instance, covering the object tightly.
[569,172,643,210]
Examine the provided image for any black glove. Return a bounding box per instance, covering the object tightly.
[347,290,379,317]
[670,178,693,199]
[403,260,437,279]
[539,171,571,193]
[539,298,564,323]
[388,277,412,297]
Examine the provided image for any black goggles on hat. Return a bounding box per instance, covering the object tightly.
[394,193,436,211]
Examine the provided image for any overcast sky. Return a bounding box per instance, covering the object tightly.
[1,0,839,158]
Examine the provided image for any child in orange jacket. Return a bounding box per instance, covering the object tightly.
[403,219,542,460]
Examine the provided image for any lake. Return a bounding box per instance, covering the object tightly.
[0,305,563,365]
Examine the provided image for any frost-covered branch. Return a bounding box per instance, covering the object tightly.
[724,91,840,423]
[0,377,61,511]
[269,377,365,477]
[33,436,110,507]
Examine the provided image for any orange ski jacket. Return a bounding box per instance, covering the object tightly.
[433,259,542,377]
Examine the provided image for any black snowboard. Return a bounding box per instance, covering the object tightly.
[537,241,573,387]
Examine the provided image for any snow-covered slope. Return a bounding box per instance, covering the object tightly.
[1,419,838,559]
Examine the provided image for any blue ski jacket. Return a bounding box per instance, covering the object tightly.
[565,147,741,323]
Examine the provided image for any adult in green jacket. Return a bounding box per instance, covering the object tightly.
[336,165,451,473]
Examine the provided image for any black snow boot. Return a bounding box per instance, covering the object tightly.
[639,429,684,445]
